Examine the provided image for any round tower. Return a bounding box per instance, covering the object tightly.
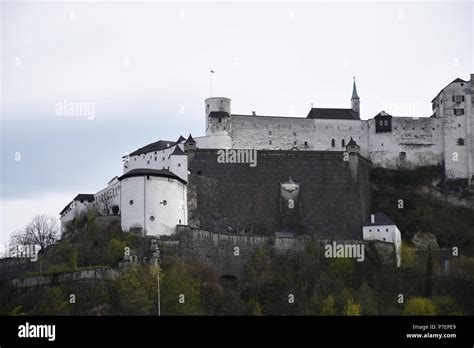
[205,97,231,133]
[204,97,232,148]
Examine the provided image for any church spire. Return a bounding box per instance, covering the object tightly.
[351,77,360,114]
[351,76,359,100]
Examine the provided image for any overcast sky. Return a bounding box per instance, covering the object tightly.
[1,1,472,245]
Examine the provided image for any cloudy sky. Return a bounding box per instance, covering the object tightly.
[1,1,472,245]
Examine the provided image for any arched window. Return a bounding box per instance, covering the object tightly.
[331,139,335,148]
[341,139,345,147]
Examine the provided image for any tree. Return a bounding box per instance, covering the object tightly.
[321,294,336,315]
[12,215,59,252]
[403,297,437,315]
[344,299,362,316]
[113,266,153,315]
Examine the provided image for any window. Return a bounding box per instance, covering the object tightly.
[155,157,157,161]
[384,120,388,126]
[341,139,345,147]
[399,152,406,159]
[331,139,335,147]
[149,216,155,221]
[293,132,296,136]
[147,161,150,164]
[379,120,383,126]
[269,140,272,145]
[458,124,461,127]
[457,138,465,146]
[269,131,272,135]
[293,141,297,145]
[218,118,222,123]
[386,228,389,232]
[197,170,202,176]
[304,141,308,147]
[454,109,464,116]
[162,200,167,206]
[129,200,134,205]
[178,163,181,167]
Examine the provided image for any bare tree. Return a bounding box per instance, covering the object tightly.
[13,214,59,252]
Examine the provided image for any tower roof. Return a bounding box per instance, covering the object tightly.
[351,77,359,100]
[185,134,196,144]
[176,135,186,143]
[347,137,359,147]
[168,145,187,158]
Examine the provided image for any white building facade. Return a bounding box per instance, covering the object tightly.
[60,74,474,238]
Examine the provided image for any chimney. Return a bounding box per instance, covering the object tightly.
[252,111,256,116]
[370,214,375,224]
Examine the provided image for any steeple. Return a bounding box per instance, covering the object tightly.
[351,77,360,114]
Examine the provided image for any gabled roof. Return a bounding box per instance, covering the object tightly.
[185,134,196,144]
[119,168,187,184]
[362,212,396,226]
[347,137,358,147]
[176,135,186,143]
[129,140,175,157]
[307,108,360,120]
[374,111,392,118]
[431,77,469,103]
[168,145,187,158]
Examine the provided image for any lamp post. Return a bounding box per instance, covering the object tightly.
[156,246,161,316]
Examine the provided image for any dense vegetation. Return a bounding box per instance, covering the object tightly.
[1,166,473,315]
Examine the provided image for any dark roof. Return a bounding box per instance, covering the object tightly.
[307,108,360,120]
[176,135,186,143]
[185,134,196,144]
[168,145,187,158]
[107,176,118,185]
[119,168,186,184]
[209,111,230,118]
[362,212,395,226]
[60,194,94,215]
[431,77,468,102]
[129,140,175,157]
[74,194,94,202]
[347,137,358,147]
[374,111,392,118]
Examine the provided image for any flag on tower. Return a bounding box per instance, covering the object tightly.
[210,69,215,73]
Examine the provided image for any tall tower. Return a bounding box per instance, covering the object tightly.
[204,97,232,148]
[351,77,360,114]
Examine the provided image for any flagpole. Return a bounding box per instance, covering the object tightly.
[210,69,213,97]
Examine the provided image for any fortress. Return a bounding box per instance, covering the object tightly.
[59,74,474,268]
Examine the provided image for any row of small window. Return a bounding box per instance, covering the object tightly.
[268,126,362,134]
[267,139,349,147]
[96,187,119,202]
[432,95,465,109]
[368,228,390,233]
[129,199,167,206]
[378,120,389,126]
[393,125,440,131]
